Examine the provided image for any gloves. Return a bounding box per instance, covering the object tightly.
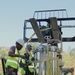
[31,57,35,61]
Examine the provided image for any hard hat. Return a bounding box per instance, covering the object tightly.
[26,44,32,50]
[16,39,24,46]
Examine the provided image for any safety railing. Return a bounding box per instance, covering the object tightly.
[33,9,68,19]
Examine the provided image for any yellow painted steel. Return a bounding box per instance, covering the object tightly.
[32,57,58,63]
[46,47,53,75]
[27,27,51,43]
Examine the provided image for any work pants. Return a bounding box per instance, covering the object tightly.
[25,68,34,75]
[22,68,34,75]
[6,66,18,75]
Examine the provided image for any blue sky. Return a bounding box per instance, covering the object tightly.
[0,0,75,52]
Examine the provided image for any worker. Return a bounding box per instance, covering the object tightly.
[5,39,25,75]
[20,44,35,75]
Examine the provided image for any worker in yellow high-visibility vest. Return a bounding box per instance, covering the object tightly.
[5,39,25,75]
[20,44,35,75]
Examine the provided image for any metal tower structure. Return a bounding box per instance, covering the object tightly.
[23,9,75,75]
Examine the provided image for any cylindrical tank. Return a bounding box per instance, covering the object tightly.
[33,43,62,75]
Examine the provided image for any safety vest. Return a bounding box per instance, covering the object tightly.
[5,48,20,69]
[21,54,34,75]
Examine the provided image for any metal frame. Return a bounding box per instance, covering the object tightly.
[23,9,75,42]
[23,17,75,42]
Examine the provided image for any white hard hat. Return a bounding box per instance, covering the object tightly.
[16,39,24,46]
